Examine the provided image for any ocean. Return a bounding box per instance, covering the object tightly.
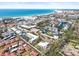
[0,9,55,17]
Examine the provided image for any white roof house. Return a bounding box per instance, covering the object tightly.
[53,35,59,39]
[11,44,18,48]
[11,27,21,35]
[38,41,49,49]
[30,28,39,33]
[20,25,36,29]
[27,33,38,43]
[10,48,18,53]
[11,27,17,31]
[63,24,69,30]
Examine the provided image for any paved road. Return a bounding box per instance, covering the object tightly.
[18,35,44,55]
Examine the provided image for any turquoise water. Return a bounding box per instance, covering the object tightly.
[0,9,55,17]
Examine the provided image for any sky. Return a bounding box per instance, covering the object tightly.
[0,2,79,9]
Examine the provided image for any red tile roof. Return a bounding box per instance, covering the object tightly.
[4,52,10,56]
[30,50,39,56]
[0,52,16,56]
[10,53,16,56]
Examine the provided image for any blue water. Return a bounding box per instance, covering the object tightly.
[0,9,55,17]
